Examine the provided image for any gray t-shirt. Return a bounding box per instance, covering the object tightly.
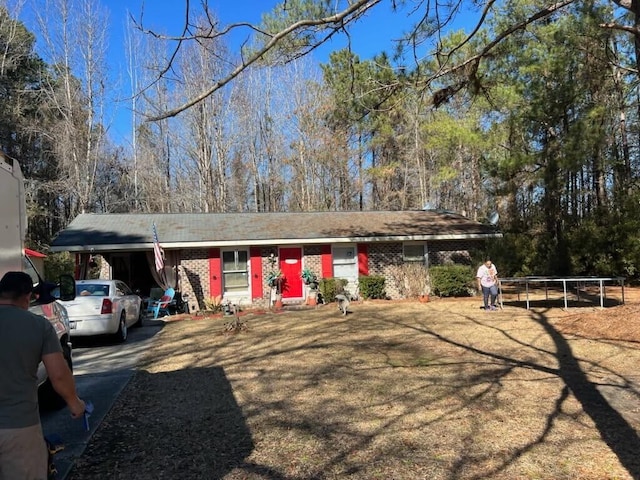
[0,305,62,428]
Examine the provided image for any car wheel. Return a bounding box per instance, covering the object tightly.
[115,312,128,343]
[133,304,144,328]
[39,340,72,411]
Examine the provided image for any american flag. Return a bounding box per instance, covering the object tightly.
[152,222,164,273]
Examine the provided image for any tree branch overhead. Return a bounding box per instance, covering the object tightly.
[145,0,381,121]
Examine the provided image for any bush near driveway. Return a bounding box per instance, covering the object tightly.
[68,295,640,480]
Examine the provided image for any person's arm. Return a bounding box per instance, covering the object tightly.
[42,352,85,418]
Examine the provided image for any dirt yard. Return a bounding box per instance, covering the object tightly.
[67,286,640,480]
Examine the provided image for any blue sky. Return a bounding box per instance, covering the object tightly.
[96,1,430,144]
[105,1,418,61]
[23,1,473,146]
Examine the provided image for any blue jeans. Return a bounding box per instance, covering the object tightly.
[482,285,498,309]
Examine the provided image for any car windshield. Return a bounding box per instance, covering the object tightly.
[76,284,110,296]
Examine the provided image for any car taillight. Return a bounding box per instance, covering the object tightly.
[101,298,112,314]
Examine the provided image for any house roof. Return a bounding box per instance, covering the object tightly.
[50,210,501,253]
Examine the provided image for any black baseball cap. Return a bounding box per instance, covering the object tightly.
[0,271,35,299]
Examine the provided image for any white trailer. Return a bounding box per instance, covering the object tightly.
[0,149,77,408]
[0,150,27,276]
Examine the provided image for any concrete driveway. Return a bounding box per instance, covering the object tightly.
[40,318,164,479]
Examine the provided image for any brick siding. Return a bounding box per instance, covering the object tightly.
[97,255,110,278]
[92,239,481,310]
[302,246,322,279]
[362,240,478,300]
[367,243,403,299]
[428,240,475,266]
[179,249,210,310]
[258,247,279,308]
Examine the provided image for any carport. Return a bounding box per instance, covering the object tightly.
[107,252,156,295]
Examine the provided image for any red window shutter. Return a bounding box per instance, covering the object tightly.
[250,247,263,300]
[321,245,333,278]
[209,248,222,298]
[357,244,369,276]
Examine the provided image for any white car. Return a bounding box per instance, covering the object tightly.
[60,279,143,342]
[36,298,74,409]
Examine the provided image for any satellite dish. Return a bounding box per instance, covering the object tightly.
[488,211,500,226]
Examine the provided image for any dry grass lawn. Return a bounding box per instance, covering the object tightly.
[68,288,640,480]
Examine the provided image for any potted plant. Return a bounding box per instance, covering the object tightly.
[266,269,284,308]
[267,270,284,292]
[301,268,319,305]
[301,268,318,286]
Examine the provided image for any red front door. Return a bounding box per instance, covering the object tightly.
[279,247,303,299]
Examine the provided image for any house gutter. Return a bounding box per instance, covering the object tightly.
[50,232,502,253]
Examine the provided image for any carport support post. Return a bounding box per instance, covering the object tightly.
[526,281,530,310]
[563,280,568,310]
[600,279,604,309]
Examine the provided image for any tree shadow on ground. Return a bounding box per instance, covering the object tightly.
[532,310,640,479]
[395,309,640,479]
[67,366,276,480]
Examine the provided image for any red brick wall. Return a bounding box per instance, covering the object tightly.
[179,249,210,310]
[368,243,403,298]
[366,240,476,299]
[302,245,322,278]
[428,240,475,266]
[157,239,481,307]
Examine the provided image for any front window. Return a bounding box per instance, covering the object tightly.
[404,244,427,265]
[222,250,249,294]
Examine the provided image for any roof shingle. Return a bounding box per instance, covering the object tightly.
[50,211,501,252]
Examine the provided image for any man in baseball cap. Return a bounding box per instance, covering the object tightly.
[0,271,85,480]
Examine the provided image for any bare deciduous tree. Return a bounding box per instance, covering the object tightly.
[0,0,27,77]
[133,0,640,123]
[133,36,178,213]
[35,0,112,216]
[174,17,238,212]
[134,0,383,120]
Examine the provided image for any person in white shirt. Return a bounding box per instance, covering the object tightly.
[476,259,499,311]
